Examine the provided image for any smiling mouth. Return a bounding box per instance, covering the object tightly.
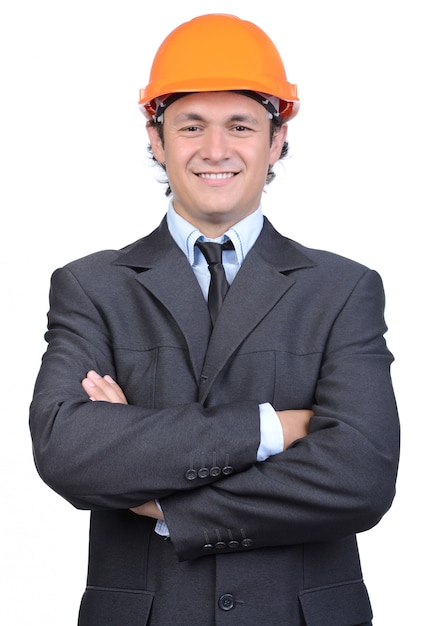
[197,172,236,179]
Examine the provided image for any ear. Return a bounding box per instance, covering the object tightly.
[269,123,288,165]
[146,124,166,164]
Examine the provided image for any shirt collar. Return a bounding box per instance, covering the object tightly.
[166,200,264,267]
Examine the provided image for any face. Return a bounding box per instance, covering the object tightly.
[147,91,288,237]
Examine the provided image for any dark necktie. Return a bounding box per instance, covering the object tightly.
[195,240,234,325]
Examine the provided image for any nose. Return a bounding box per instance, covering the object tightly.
[199,127,230,162]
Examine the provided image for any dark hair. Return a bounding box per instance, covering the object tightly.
[146,115,289,197]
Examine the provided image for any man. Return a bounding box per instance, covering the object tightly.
[30,14,400,626]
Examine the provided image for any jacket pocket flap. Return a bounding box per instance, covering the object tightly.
[78,587,154,626]
[299,580,372,626]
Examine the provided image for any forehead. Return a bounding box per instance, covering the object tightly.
[164,91,269,123]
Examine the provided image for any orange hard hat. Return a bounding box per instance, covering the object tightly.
[139,14,299,122]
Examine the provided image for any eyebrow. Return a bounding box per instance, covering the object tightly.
[172,112,262,126]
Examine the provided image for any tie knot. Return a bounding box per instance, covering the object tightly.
[195,240,234,265]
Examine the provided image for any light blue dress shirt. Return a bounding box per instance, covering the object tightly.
[155,203,283,535]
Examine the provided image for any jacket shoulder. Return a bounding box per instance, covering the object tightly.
[291,240,372,275]
[261,217,373,279]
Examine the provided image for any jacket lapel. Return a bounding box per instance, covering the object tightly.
[113,218,212,383]
[198,218,315,403]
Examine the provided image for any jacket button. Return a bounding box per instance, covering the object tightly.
[198,467,209,478]
[202,543,214,551]
[222,465,233,475]
[215,541,226,550]
[185,469,197,480]
[210,466,221,477]
[228,540,240,549]
[241,538,254,548]
[218,594,235,611]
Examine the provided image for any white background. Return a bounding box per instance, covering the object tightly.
[1,1,445,624]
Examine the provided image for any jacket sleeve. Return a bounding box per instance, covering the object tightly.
[159,269,400,561]
[29,265,261,510]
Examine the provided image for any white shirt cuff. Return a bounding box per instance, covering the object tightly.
[257,402,283,461]
[154,500,170,537]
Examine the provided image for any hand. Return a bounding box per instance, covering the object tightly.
[81,373,160,519]
[276,409,313,449]
[81,370,128,404]
[131,500,164,519]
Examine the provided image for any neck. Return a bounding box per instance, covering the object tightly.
[172,203,258,238]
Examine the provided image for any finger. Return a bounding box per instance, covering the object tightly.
[81,371,108,402]
[103,375,128,404]
[82,371,128,404]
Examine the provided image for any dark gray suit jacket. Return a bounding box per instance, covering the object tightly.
[30,217,399,625]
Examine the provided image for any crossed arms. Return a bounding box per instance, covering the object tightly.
[81,370,313,520]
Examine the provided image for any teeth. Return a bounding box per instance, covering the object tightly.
[198,172,234,179]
